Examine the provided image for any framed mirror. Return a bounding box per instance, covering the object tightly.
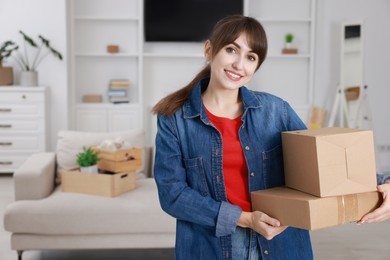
[328,22,364,127]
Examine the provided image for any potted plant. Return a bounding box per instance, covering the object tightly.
[13,30,63,86]
[282,33,298,54]
[0,41,18,85]
[285,33,294,49]
[76,147,100,173]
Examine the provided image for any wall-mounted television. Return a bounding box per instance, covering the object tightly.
[144,0,244,42]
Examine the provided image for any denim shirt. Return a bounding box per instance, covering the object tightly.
[154,78,313,260]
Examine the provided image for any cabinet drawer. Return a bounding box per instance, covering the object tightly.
[0,136,41,151]
[0,92,44,102]
[0,155,29,173]
[0,119,42,132]
[0,104,43,116]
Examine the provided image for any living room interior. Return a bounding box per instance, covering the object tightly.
[1,0,390,259]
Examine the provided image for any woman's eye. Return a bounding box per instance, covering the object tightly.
[226,47,236,54]
[248,55,257,62]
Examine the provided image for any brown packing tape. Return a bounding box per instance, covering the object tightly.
[337,194,359,224]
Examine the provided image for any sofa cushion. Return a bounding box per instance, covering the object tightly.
[4,179,175,235]
[56,130,145,183]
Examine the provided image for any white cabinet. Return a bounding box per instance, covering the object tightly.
[76,104,140,132]
[69,0,143,132]
[0,87,47,173]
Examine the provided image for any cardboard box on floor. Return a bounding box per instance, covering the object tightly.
[251,186,382,230]
[282,127,377,197]
[61,170,136,197]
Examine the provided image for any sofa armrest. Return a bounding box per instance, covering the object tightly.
[14,152,56,201]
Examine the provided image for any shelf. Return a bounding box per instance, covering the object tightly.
[75,53,139,58]
[143,53,204,58]
[258,18,313,23]
[76,103,140,108]
[268,54,311,59]
[74,16,139,22]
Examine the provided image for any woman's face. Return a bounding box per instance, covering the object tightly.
[206,32,259,92]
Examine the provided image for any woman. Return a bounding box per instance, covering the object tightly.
[152,15,389,259]
[152,15,311,259]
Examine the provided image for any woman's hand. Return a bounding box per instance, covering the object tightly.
[358,181,390,224]
[237,211,288,240]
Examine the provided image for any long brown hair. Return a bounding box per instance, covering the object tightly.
[152,15,267,116]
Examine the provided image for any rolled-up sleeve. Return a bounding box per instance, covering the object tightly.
[377,173,390,184]
[216,201,242,237]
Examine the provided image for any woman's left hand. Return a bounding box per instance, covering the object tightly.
[358,181,390,224]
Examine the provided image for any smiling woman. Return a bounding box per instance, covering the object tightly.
[152,15,313,260]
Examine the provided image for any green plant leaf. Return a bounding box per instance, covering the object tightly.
[39,35,63,60]
[50,47,63,60]
[19,30,38,48]
[285,33,294,43]
[0,41,18,63]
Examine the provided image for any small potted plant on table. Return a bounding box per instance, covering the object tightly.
[76,147,100,173]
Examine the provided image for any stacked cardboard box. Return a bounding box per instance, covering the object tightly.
[61,147,143,197]
[251,128,382,230]
[96,147,142,173]
[61,170,136,197]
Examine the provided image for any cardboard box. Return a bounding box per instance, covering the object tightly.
[82,95,102,103]
[282,128,377,197]
[98,159,142,173]
[97,147,142,162]
[251,187,382,230]
[61,170,136,197]
[107,45,119,53]
[282,48,298,54]
[94,147,143,173]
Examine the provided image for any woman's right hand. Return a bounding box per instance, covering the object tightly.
[237,211,288,240]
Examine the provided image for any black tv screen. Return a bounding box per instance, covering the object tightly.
[345,25,361,39]
[144,0,244,42]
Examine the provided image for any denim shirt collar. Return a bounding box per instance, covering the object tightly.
[183,77,262,121]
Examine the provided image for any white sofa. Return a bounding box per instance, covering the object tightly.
[3,130,176,260]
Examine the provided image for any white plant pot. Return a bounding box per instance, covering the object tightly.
[20,71,38,86]
[285,42,292,49]
[80,164,98,174]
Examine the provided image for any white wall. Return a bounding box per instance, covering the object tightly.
[1,0,389,168]
[314,0,390,170]
[0,0,68,151]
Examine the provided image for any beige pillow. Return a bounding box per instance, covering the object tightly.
[56,129,145,183]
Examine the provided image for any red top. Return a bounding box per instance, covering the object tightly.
[205,107,251,212]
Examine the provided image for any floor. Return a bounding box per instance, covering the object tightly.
[1,174,390,260]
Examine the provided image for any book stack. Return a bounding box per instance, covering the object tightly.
[108,79,130,104]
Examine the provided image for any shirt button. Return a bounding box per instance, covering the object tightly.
[264,250,269,255]
[245,146,250,151]
[241,125,245,128]
[250,172,255,177]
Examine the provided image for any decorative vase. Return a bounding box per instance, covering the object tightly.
[80,165,98,174]
[20,71,38,86]
[0,65,14,85]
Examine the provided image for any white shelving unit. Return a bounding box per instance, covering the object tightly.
[245,0,316,121]
[69,0,316,144]
[69,0,143,131]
